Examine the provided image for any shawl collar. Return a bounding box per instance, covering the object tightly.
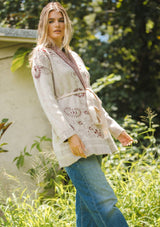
[52,46,87,89]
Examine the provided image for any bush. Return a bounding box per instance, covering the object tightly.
[0,119,12,153]
[0,110,159,226]
[13,136,69,199]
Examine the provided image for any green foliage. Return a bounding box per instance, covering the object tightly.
[13,136,52,169]
[0,118,12,223]
[12,109,159,200]
[102,153,160,227]
[0,119,12,153]
[100,0,160,118]
[3,0,160,120]
[120,108,159,157]
[0,185,76,226]
[1,2,159,224]
[13,136,68,199]
[13,146,32,169]
[0,0,49,28]
[11,47,31,72]
[0,111,160,226]
[1,156,159,226]
[92,73,121,93]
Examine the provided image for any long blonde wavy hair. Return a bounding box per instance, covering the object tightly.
[37,2,72,50]
[30,2,72,64]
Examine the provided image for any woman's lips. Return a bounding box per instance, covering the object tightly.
[54,30,61,33]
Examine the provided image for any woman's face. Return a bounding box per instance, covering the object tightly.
[48,10,65,47]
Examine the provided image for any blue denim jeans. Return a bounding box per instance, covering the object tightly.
[65,155,129,227]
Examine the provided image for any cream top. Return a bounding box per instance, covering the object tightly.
[31,46,124,167]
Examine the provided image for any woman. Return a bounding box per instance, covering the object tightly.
[31,2,133,227]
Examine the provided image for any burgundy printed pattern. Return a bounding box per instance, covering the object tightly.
[78,121,83,125]
[64,107,81,118]
[84,110,89,115]
[63,106,104,139]
[88,126,104,138]
[33,65,43,79]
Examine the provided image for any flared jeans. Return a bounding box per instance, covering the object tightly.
[65,155,129,227]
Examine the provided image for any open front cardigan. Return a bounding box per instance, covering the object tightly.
[31,46,124,167]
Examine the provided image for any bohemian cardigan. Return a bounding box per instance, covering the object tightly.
[31,45,124,167]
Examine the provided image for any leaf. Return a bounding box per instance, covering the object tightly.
[146,19,154,33]
[24,152,32,157]
[0,119,9,130]
[92,74,121,93]
[27,168,36,177]
[23,146,31,156]
[30,143,37,150]
[0,143,8,146]
[0,122,12,139]
[36,143,42,152]
[0,123,5,131]
[2,118,8,123]
[83,13,96,26]
[11,47,31,72]
[0,147,8,153]
[16,154,24,169]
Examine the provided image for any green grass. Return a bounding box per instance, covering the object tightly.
[103,153,160,227]
[0,184,76,227]
[0,153,159,227]
[0,110,160,226]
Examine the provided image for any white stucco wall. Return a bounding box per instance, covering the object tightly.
[0,41,52,196]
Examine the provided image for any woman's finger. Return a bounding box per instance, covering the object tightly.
[70,148,79,156]
[79,149,87,158]
[79,141,87,158]
[71,145,86,158]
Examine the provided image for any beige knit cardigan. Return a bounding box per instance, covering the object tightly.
[31,46,124,167]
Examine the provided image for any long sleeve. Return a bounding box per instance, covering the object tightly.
[71,51,124,139]
[102,108,124,139]
[31,48,75,143]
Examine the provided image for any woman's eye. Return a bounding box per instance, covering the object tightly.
[48,18,64,24]
[59,19,64,23]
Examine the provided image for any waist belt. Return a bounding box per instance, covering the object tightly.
[50,47,108,138]
[57,88,108,138]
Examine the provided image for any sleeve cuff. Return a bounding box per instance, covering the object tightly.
[58,129,76,144]
[112,128,125,139]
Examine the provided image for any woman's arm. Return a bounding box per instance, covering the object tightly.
[102,108,133,146]
[32,48,75,143]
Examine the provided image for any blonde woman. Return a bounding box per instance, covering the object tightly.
[31,2,132,226]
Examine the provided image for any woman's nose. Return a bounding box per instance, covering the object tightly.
[54,20,60,27]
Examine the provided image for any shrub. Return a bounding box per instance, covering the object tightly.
[0,119,12,153]
[1,110,159,226]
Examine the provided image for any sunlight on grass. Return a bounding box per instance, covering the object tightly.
[0,153,159,227]
[0,110,159,226]
[103,154,160,227]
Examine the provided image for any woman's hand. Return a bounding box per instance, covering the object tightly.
[68,134,87,158]
[117,131,133,146]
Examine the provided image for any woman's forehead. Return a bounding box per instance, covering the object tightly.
[48,10,63,19]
